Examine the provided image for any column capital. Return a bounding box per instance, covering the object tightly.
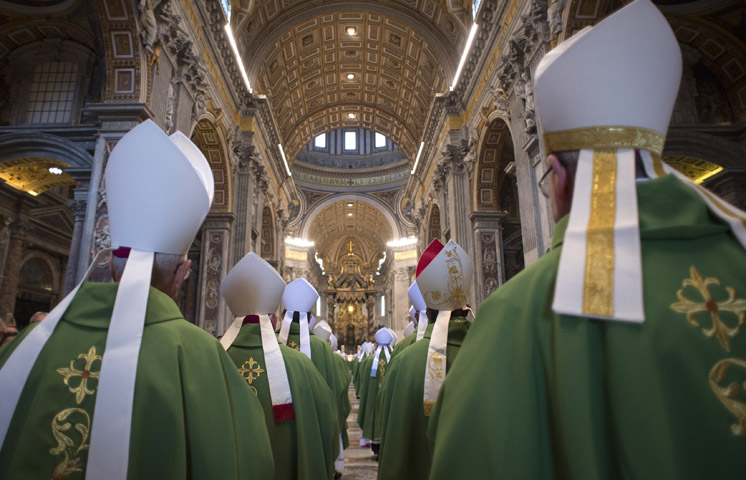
[67,199,88,222]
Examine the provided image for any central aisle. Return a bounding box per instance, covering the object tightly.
[342,379,379,479]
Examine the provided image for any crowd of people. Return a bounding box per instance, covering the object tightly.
[1,0,745,478]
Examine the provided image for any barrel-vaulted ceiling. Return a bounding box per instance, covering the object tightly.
[233,0,470,162]
[307,200,393,260]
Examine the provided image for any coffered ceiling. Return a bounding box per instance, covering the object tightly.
[307,200,393,260]
[233,1,469,162]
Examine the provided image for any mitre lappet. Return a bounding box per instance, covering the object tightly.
[278,278,319,359]
[416,238,473,415]
[220,252,294,422]
[535,0,746,323]
[408,279,428,341]
[0,119,214,478]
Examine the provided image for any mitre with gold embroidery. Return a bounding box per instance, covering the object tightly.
[415,239,473,415]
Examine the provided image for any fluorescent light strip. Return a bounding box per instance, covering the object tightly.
[224,24,252,93]
[411,141,425,174]
[450,23,479,91]
[278,144,292,177]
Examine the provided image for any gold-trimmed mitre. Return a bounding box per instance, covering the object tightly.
[534,0,682,324]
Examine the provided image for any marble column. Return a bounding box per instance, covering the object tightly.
[470,211,507,307]
[63,193,89,295]
[0,222,26,319]
[197,212,235,336]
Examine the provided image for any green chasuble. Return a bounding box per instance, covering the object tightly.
[391,332,417,358]
[332,352,352,449]
[0,282,274,480]
[352,356,364,395]
[279,323,342,457]
[428,175,746,480]
[356,347,391,440]
[226,323,338,480]
[377,319,471,480]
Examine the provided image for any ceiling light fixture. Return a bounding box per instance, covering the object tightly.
[48,167,63,175]
[450,23,479,91]
[346,26,357,35]
[410,141,425,174]
[346,73,355,80]
[347,203,353,207]
[277,144,292,177]
[347,113,356,119]
[224,24,252,93]
[347,212,353,217]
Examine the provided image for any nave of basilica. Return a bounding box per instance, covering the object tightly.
[0,0,746,479]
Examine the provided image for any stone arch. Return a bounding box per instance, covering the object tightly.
[664,130,746,171]
[190,118,233,212]
[299,193,402,240]
[473,117,517,214]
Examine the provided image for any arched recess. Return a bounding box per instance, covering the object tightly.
[473,117,519,216]
[14,251,61,329]
[190,118,233,212]
[663,130,746,171]
[426,203,441,244]
[300,193,402,241]
[261,205,276,263]
[0,132,92,194]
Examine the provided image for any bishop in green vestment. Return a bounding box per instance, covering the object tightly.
[0,283,274,479]
[377,317,471,479]
[226,318,338,480]
[429,2,746,478]
[378,238,474,480]
[356,328,395,443]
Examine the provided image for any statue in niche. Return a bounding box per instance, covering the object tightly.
[516,72,537,133]
[548,0,566,40]
[138,0,162,64]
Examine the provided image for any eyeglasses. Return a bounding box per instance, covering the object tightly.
[538,165,553,198]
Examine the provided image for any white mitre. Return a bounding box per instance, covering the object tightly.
[403,321,415,338]
[408,279,428,340]
[416,238,473,416]
[219,252,294,423]
[221,252,285,317]
[534,0,739,324]
[374,327,395,346]
[312,319,333,342]
[0,120,214,479]
[278,278,319,359]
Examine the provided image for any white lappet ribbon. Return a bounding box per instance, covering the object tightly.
[552,148,644,323]
[221,315,294,422]
[278,311,312,359]
[415,310,428,341]
[370,345,391,377]
[423,310,452,416]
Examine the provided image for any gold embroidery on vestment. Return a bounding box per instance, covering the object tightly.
[56,346,102,405]
[582,150,616,317]
[239,358,265,385]
[671,266,746,352]
[423,401,434,417]
[543,126,665,156]
[378,359,387,389]
[50,408,91,480]
[289,341,299,351]
[709,358,746,436]
[423,246,467,309]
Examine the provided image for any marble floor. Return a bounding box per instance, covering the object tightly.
[341,381,378,479]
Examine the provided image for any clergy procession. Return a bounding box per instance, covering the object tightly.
[1,0,746,478]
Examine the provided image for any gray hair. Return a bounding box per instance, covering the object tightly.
[112,252,186,285]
